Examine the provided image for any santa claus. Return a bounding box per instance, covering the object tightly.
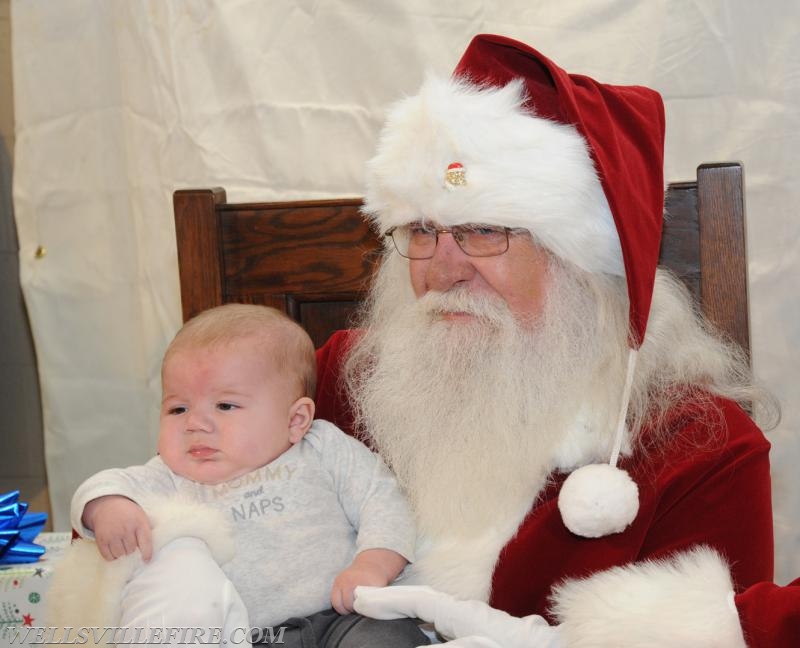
[310,34,798,646]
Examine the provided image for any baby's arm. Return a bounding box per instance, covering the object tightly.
[330,548,408,614]
[314,422,417,613]
[82,494,153,562]
[72,458,177,562]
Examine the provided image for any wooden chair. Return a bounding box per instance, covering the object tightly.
[173,162,750,357]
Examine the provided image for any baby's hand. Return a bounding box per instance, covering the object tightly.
[82,495,153,562]
[331,563,390,615]
[330,548,408,615]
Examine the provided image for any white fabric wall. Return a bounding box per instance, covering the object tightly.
[11,1,799,583]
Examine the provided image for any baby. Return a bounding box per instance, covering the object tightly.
[71,304,427,646]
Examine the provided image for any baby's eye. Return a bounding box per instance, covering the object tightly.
[167,406,186,415]
[217,402,238,412]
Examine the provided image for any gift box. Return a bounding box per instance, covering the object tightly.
[0,533,71,646]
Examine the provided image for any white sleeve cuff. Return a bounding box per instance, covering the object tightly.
[550,546,747,647]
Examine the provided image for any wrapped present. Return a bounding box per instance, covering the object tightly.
[0,533,71,645]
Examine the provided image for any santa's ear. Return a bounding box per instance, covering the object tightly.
[288,396,315,443]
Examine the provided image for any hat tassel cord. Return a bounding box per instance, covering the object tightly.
[557,348,641,538]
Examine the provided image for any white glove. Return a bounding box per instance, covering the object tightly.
[432,637,502,648]
[354,585,563,648]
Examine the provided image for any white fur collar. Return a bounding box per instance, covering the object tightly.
[550,403,632,472]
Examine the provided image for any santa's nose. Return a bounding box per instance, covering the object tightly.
[423,232,477,293]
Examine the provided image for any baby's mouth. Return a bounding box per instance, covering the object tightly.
[189,445,218,458]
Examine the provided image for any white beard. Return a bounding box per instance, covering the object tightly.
[346,255,620,599]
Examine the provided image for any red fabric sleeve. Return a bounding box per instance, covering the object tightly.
[635,398,774,588]
[736,579,800,648]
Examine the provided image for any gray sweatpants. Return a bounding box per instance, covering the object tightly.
[253,609,430,647]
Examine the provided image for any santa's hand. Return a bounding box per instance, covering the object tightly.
[354,585,563,648]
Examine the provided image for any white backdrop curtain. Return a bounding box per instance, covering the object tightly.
[11,1,800,583]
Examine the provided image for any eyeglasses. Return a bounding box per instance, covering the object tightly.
[385,222,524,259]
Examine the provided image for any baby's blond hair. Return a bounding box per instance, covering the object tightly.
[164,304,316,398]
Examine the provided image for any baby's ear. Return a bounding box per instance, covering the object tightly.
[288,396,315,443]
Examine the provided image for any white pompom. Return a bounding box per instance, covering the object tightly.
[557,463,639,538]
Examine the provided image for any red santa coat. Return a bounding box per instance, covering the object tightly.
[315,329,799,647]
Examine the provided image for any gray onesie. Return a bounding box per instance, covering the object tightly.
[71,419,415,627]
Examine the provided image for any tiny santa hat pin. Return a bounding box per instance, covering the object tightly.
[445,162,466,187]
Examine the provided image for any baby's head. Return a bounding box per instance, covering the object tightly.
[158,304,316,485]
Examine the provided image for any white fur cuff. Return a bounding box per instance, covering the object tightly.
[144,497,235,566]
[550,546,747,647]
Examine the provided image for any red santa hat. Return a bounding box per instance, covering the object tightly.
[364,34,666,538]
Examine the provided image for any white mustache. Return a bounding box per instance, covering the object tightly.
[418,288,511,324]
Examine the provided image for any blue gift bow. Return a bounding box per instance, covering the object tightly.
[0,491,20,507]
[18,512,49,542]
[0,491,48,564]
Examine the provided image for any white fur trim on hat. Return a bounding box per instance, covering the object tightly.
[550,546,747,647]
[46,497,234,633]
[364,75,624,277]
